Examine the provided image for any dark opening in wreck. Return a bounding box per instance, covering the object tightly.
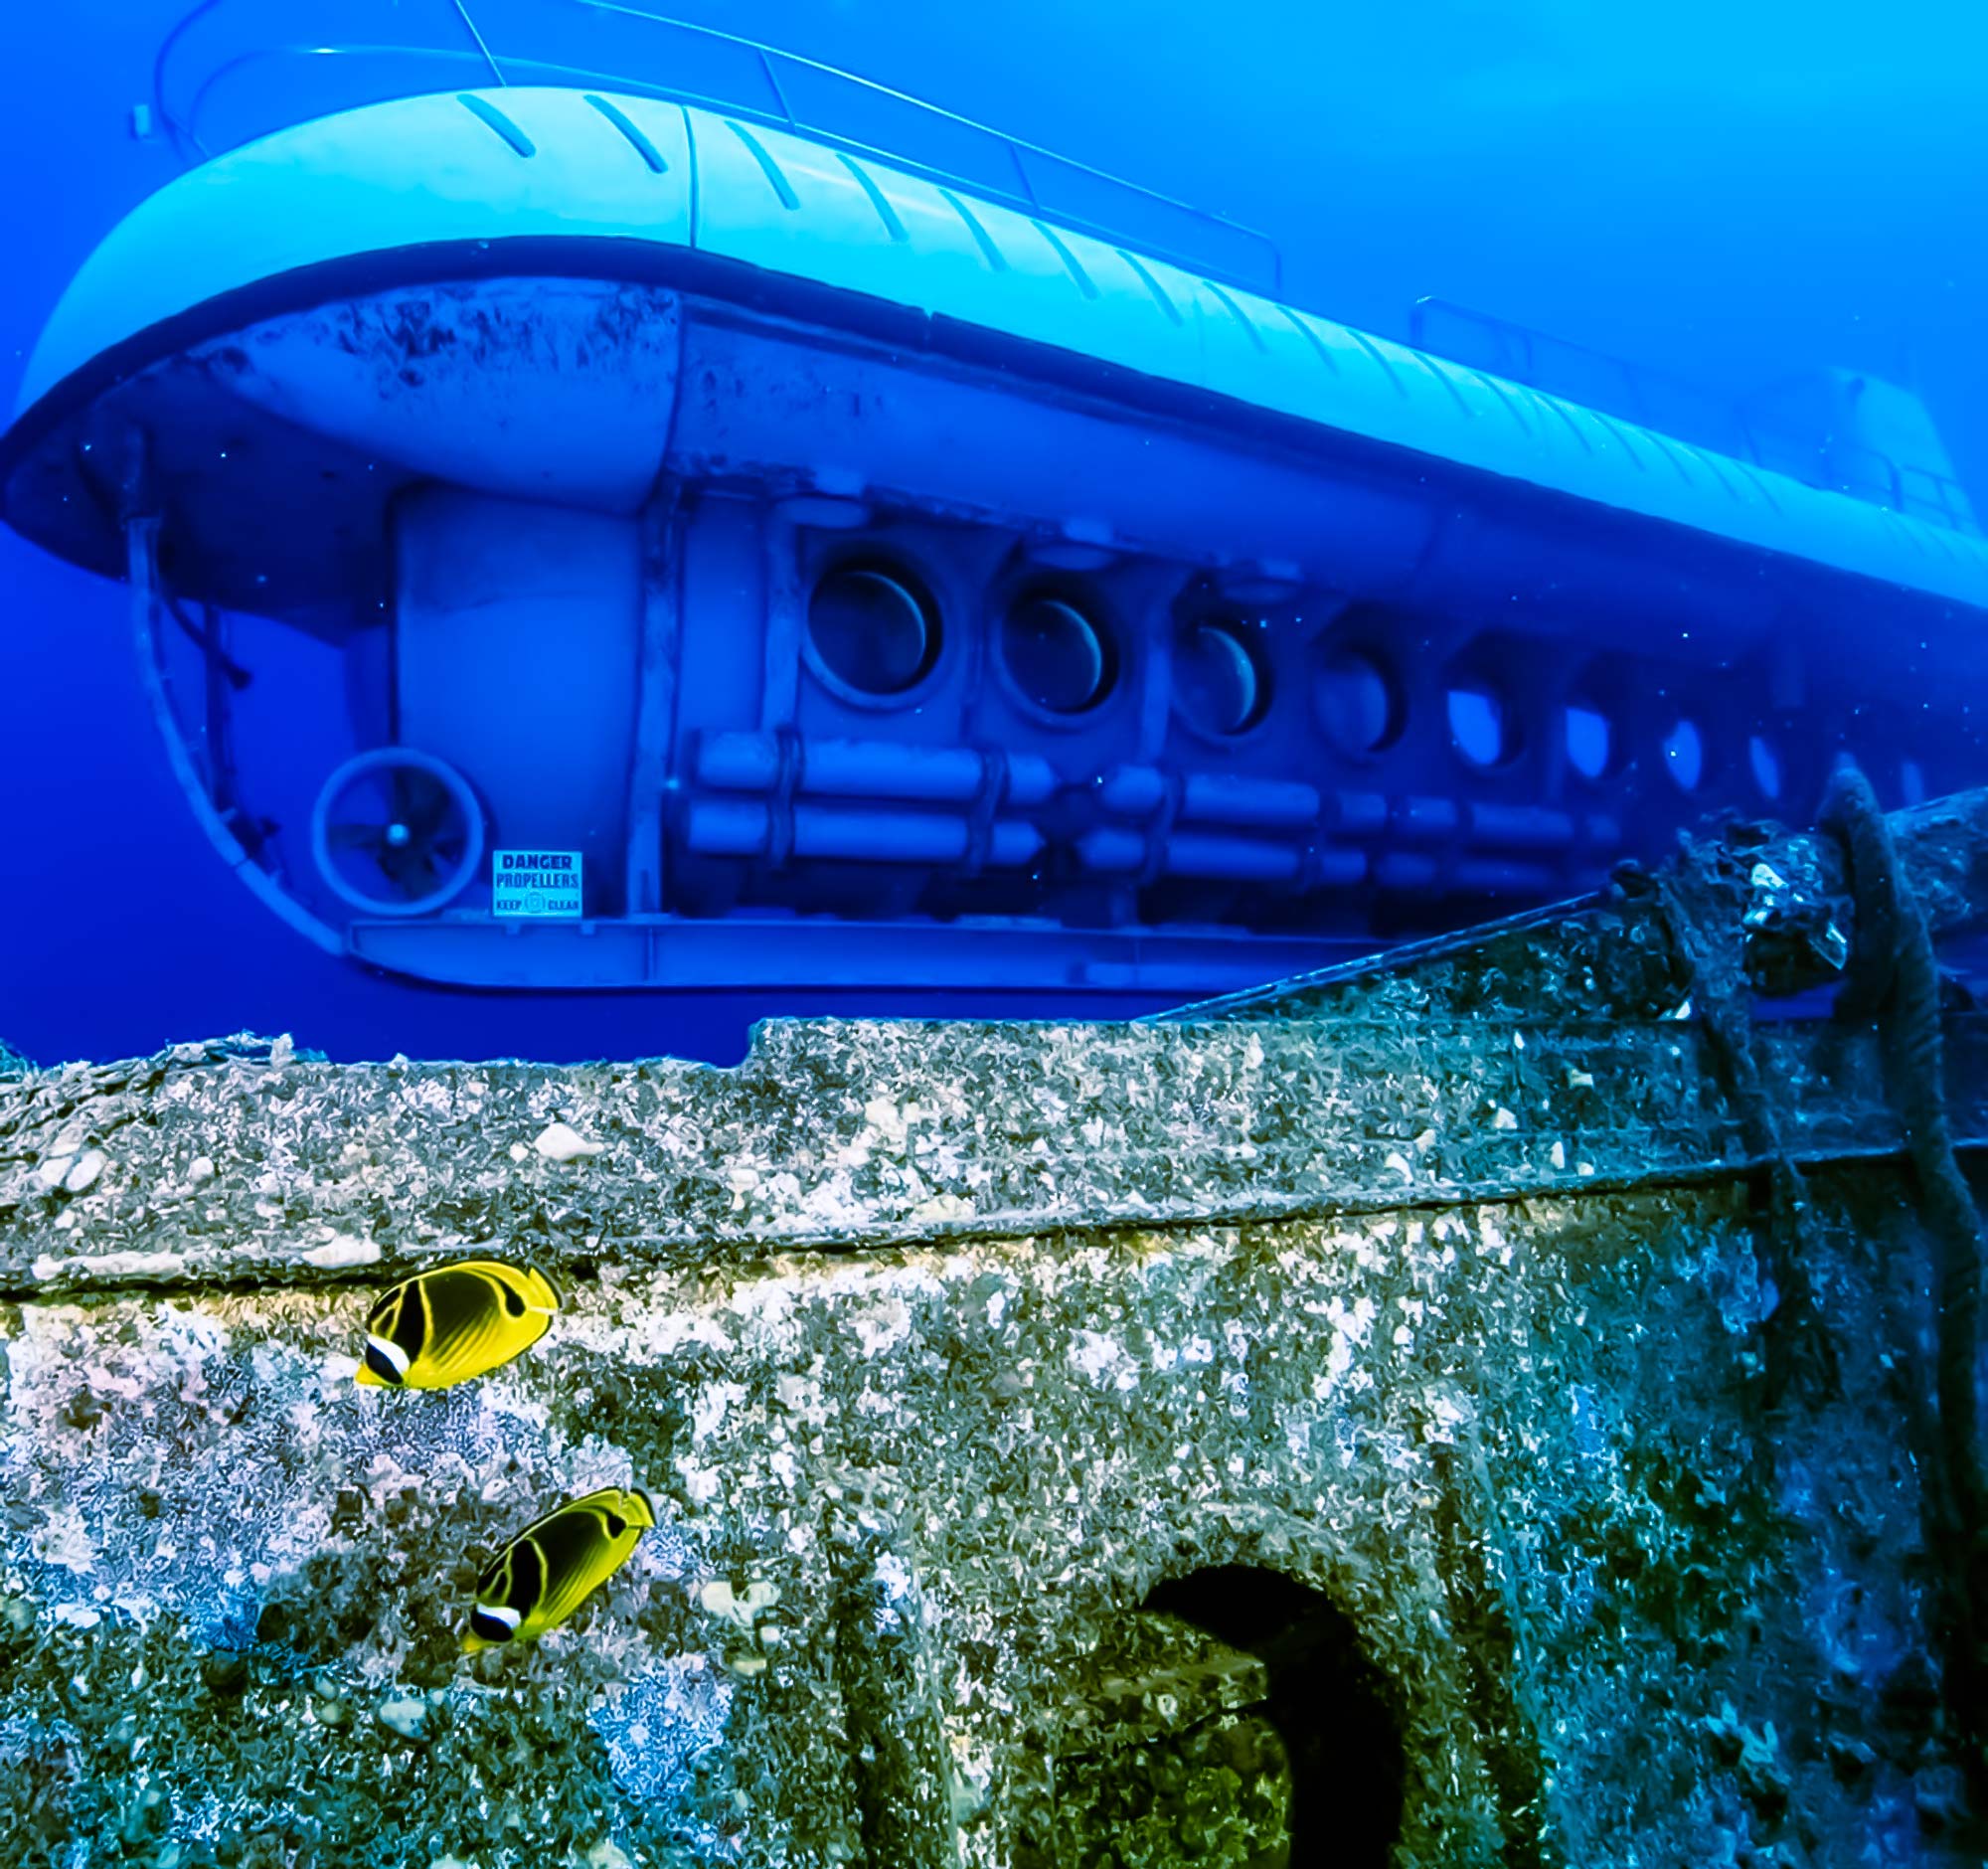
[1143,1567,1407,1866]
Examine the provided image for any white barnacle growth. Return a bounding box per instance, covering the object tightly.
[378,1695,429,1739]
[1322,1293,1378,1382]
[873,1552,912,1605]
[34,1506,98,1574]
[63,1150,107,1194]
[533,1121,604,1163]
[31,1152,76,1194]
[699,1579,780,1628]
[302,1235,382,1271]
[699,1580,737,1619]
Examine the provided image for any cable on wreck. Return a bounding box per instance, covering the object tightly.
[1649,837,1841,1412]
[1820,761,1988,1826]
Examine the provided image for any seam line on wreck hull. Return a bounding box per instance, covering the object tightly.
[0,234,1977,622]
[8,1131,1984,1305]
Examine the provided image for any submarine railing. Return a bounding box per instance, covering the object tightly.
[147,0,1286,297]
[1408,294,1980,535]
[125,513,343,959]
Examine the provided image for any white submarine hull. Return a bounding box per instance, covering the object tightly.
[2,87,1981,995]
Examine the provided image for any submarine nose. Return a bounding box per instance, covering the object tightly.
[2,87,694,630]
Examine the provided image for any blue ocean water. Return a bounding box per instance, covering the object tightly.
[2,0,1985,1066]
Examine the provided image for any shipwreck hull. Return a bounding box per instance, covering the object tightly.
[3,791,1987,1864]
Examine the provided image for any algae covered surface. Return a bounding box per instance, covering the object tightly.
[0,1002,1972,1867]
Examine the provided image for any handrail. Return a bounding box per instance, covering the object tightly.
[149,0,1285,296]
[1409,295,1979,536]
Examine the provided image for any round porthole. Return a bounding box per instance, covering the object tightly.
[1002,592,1115,716]
[1747,734,1781,800]
[1314,648,1402,757]
[807,563,940,698]
[1176,619,1271,737]
[1662,718,1705,790]
[1565,702,1613,780]
[1447,682,1517,767]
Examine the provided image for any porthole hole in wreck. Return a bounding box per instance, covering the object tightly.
[1134,1566,1406,1867]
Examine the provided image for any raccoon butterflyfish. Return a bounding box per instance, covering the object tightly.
[355,1259,562,1390]
[461,1486,655,1653]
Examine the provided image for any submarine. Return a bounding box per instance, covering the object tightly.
[4,26,1984,1002]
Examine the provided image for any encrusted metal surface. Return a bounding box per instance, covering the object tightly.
[0,1127,1965,1867]
[3,790,1986,1866]
[1167,786,1988,1024]
[6,1012,1988,1305]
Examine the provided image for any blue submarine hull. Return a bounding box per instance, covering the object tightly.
[3,88,1982,997]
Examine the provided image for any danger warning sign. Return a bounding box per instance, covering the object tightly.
[493,850,583,920]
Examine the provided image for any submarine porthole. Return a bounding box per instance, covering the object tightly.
[1661,717,1705,790]
[1447,681,1516,767]
[806,563,941,698]
[1747,733,1782,799]
[1001,592,1116,715]
[1565,701,1614,779]
[1136,1566,1406,1867]
[1314,647,1401,756]
[1176,617,1272,736]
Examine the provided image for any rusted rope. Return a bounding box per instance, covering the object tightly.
[1649,840,1839,1409]
[1820,762,1988,1823]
